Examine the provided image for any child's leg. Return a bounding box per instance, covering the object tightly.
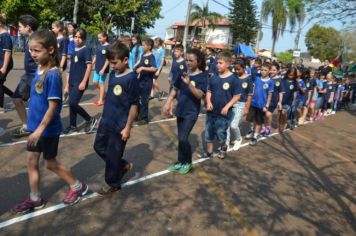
[226,106,237,146]
[98,83,106,104]
[69,87,91,126]
[27,152,41,195]
[205,114,214,156]
[233,103,245,141]
[45,159,77,186]
[138,80,153,122]
[177,117,196,164]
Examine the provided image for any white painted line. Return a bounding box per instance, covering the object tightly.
[0,114,333,228]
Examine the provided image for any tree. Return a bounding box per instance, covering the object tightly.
[305,0,356,29]
[189,1,222,43]
[340,31,356,63]
[261,0,288,56]
[277,50,294,63]
[305,24,341,61]
[228,0,259,44]
[286,0,305,49]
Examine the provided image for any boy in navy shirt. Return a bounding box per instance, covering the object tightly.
[246,62,274,145]
[0,14,14,113]
[205,51,241,159]
[94,42,139,195]
[12,15,39,138]
[205,48,217,77]
[134,39,157,125]
[280,68,297,132]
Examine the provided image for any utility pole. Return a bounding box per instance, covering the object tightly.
[255,6,263,54]
[182,0,193,51]
[73,0,79,24]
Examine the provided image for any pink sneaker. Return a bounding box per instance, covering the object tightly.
[63,183,88,205]
[12,197,45,214]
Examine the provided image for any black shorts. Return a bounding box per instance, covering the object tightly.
[13,74,34,101]
[27,136,60,160]
[153,68,162,80]
[246,106,265,125]
[268,105,277,113]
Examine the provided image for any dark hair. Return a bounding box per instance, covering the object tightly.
[217,51,232,64]
[262,62,272,70]
[174,44,184,52]
[154,37,163,46]
[99,31,108,39]
[142,38,154,51]
[186,48,206,72]
[29,29,59,85]
[255,57,262,65]
[52,21,64,32]
[131,34,141,62]
[107,41,130,61]
[75,28,87,41]
[19,15,39,31]
[271,62,280,70]
[235,59,247,68]
[284,66,297,80]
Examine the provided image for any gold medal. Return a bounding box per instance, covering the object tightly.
[113,85,122,96]
[223,82,230,90]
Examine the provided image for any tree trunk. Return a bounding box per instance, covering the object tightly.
[271,38,276,57]
[73,0,79,24]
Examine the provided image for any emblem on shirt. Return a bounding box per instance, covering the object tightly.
[102,49,106,55]
[74,56,78,63]
[276,81,280,87]
[191,81,196,87]
[205,66,209,71]
[242,82,248,89]
[263,83,269,89]
[223,82,230,90]
[329,86,332,90]
[180,64,185,70]
[144,59,149,65]
[307,82,310,88]
[290,84,294,90]
[57,43,60,48]
[35,81,43,94]
[113,85,122,96]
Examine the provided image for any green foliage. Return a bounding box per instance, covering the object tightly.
[305,24,342,61]
[82,12,113,35]
[228,0,259,44]
[277,51,294,63]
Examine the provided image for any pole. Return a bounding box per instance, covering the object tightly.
[73,0,79,24]
[182,0,193,51]
[255,6,263,54]
[130,17,135,36]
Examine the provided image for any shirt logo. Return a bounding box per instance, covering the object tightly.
[190,81,196,87]
[113,85,122,96]
[74,56,78,63]
[102,49,106,55]
[276,81,280,87]
[57,43,60,48]
[205,66,209,71]
[242,82,248,89]
[144,59,149,65]
[35,81,43,94]
[329,86,332,90]
[290,85,294,90]
[180,64,185,70]
[263,83,269,89]
[223,82,230,90]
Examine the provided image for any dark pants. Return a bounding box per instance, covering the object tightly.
[69,84,91,126]
[0,71,14,108]
[138,79,152,122]
[94,124,127,188]
[288,104,297,126]
[177,117,196,164]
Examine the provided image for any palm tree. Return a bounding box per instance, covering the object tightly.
[189,0,222,44]
[262,0,288,56]
[287,0,305,50]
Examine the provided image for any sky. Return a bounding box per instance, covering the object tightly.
[146,0,343,53]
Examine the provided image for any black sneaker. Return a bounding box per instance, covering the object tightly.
[135,120,149,126]
[12,127,31,138]
[63,125,79,134]
[85,117,97,133]
[249,137,258,145]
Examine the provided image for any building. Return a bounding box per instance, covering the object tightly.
[165,18,233,49]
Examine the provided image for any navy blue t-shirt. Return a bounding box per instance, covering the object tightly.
[296,79,307,102]
[69,45,92,85]
[170,59,187,84]
[95,43,110,74]
[325,82,336,100]
[282,79,297,106]
[208,73,241,117]
[100,71,140,133]
[205,56,217,76]
[174,71,207,120]
[28,68,63,137]
[251,66,261,81]
[0,32,14,72]
[270,77,285,107]
[24,38,37,76]
[137,53,156,81]
[57,37,68,63]
[237,75,254,103]
[251,77,274,109]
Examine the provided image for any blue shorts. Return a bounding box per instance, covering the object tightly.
[205,113,229,143]
[296,99,305,108]
[93,71,108,84]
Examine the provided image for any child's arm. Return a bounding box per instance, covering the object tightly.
[100,59,110,75]
[182,74,204,99]
[221,95,240,116]
[328,91,334,103]
[306,90,311,106]
[0,51,11,74]
[133,59,141,69]
[28,100,58,146]
[278,92,284,110]
[162,88,177,116]
[92,55,96,68]
[79,63,92,90]
[60,55,66,71]
[244,95,252,116]
[121,104,138,141]
[263,93,273,112]
[206,91,213,111]
[138,66,157,73]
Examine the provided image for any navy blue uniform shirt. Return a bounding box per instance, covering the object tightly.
[282,79,297,106]
[170,59,187,84]
[0,32,13,72]
[137,53,156,81]
[237,75,254,103]
[270,77,285,107]
[69,45,92,85]
[57,37,68,63]
[95,43,110,74]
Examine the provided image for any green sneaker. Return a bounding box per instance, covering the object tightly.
[168,162,182,172]
[178,163,192,174]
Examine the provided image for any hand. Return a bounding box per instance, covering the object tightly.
[277,103,282,111]
[328,98,332,103]
[305,100,310,106]
[243,108,249,116]
[221,106,229,116]
[162,102,172,117]
[27,131,41,147]
[136,67,143,74]
[64,85,69,95]
[155,70,160,77]
[0,68,5,75]
[181,74,190,85]
[121,127,131,141]
[99,70,104,76]
[263,107,267,113]
[206,102,213,111]
[78,82,86,91]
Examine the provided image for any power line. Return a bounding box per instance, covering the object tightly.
[162,0,186,14]
[211,0,230,9]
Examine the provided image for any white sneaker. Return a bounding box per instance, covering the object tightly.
[331,111,336,115]
[233,139,242,151]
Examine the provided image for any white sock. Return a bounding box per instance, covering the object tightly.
[22,124,27,130]
[30,192,41,201]
[70,181,82,191]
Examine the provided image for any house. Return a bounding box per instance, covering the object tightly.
[165,17,233,49]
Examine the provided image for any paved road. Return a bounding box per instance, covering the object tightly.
[0,53,355,235]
